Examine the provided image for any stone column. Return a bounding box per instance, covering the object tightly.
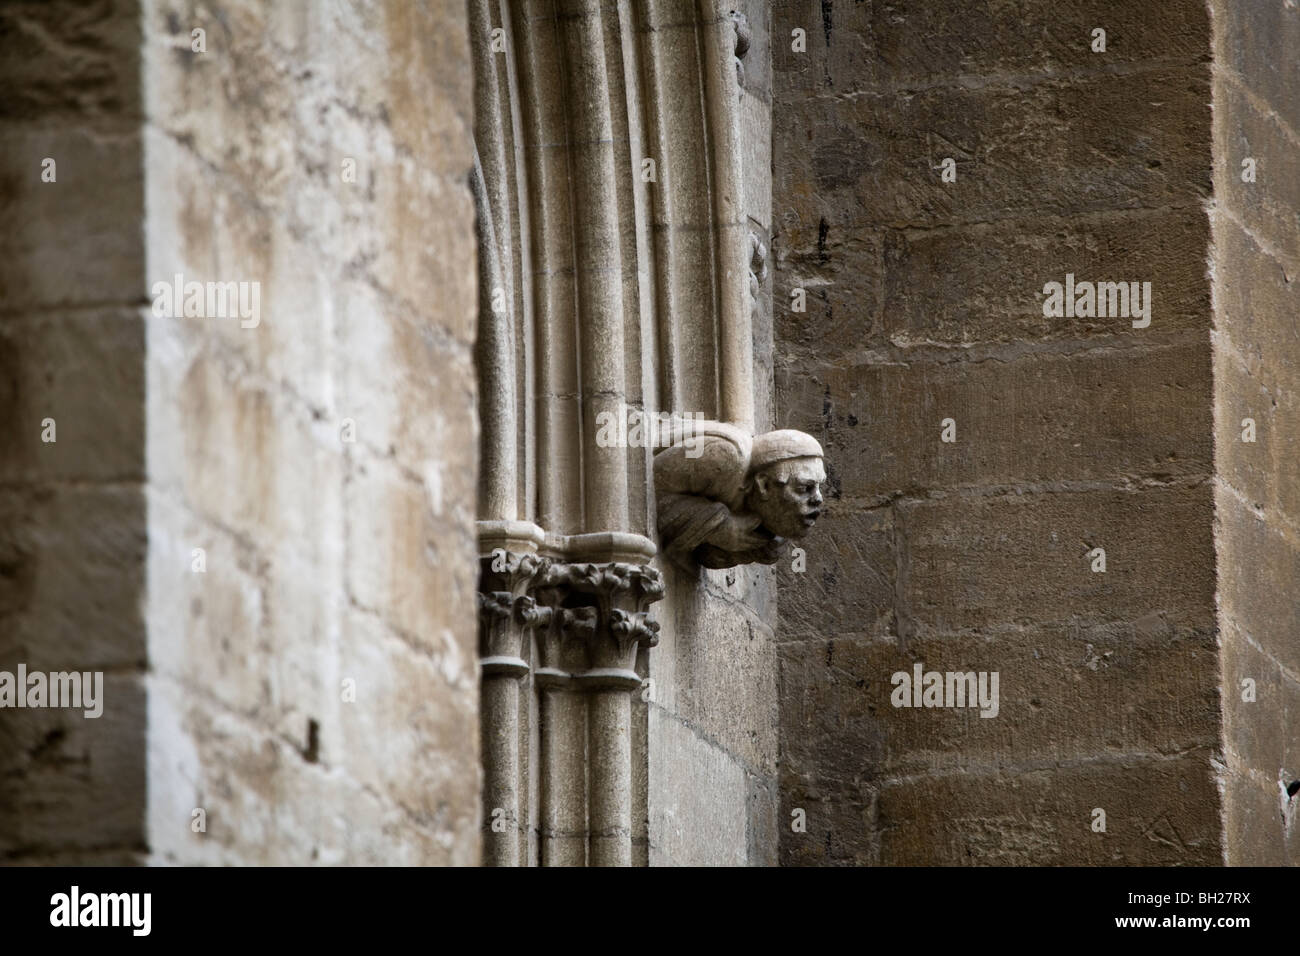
[526,557,663,867]
[569,562,664,866]
[533,566,593,867]
[476,524,546,866]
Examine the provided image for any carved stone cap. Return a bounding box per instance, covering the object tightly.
[749,430,825,474]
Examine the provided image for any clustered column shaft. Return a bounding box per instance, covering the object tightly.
[477,551,663,866]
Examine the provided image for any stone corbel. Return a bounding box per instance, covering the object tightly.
[653,423,828,570]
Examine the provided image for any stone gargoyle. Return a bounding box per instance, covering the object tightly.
[653,420,826,569]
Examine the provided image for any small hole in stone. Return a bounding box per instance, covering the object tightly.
[1286,780,1299,799]
[305,719,320,763]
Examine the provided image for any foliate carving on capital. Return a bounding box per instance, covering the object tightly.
[477,551,549,672]
[479,556,665,690]
[480,549,544,592]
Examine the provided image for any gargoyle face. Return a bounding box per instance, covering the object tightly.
[749,457,826,539]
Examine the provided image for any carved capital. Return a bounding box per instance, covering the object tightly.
[527,559,665,693]
[477,550,548,678]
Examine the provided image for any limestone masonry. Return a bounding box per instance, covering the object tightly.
[1,0,1296,867]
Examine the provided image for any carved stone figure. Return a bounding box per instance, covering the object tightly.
[654,422,826,569]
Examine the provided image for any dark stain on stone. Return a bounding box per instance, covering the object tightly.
[0,333,24,473]
[30,727,68,766]
[813,129,874,191]
[820,0,833,48]
[0,529,35,617]
[817,217,830,262]
[304,719,320,763]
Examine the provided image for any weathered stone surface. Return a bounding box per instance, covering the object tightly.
[1212,77,1300,270]
[156,349,344,551]
[900,487,1215,634]
[876,754,1222,865]
[741,91,773,230]
[1213,0,1300,137]
[1,0,150,868]
[734,0,772,103]
[778,344,1214,502]
[1210,0,1300,868]
[778,775,877,867]
[879,209,1210,348]
[0,485,146,670]
[346,456,476,651]
[774,68,1211,234]
[1212,214,1300,401]
[1221,772,1291,867]
[335,609,479,830]
[773,232,884,360]
[647,710,749,866]
[0,674,146,860]
[1213,340,1300,523]
[146,676,477,866]
[1215,494,1300,677]
[0,311,144,484]
[1219,617,1286,776]
[776,214,1205,362]
[138,0,482,865]
[0,0,142,123]
[745,771,779,866]
[775,506,895,640]
[780,624,1218,780]
[337,278,479,477]
[774,0,1210,95]
[0,128,144,310]
[653,578,779,777]
[774,0,1221,867]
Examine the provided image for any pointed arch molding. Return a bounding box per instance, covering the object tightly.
[469,0,755,866]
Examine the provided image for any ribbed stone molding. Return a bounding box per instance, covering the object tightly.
[470,0,757,542]
[470,0,752,866]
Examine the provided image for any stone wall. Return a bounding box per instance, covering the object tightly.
[1210,0,1300,866]
[772,0,1222,864]
[0,0,148,865]
[141,0,481,865]
[2,0,482,865]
